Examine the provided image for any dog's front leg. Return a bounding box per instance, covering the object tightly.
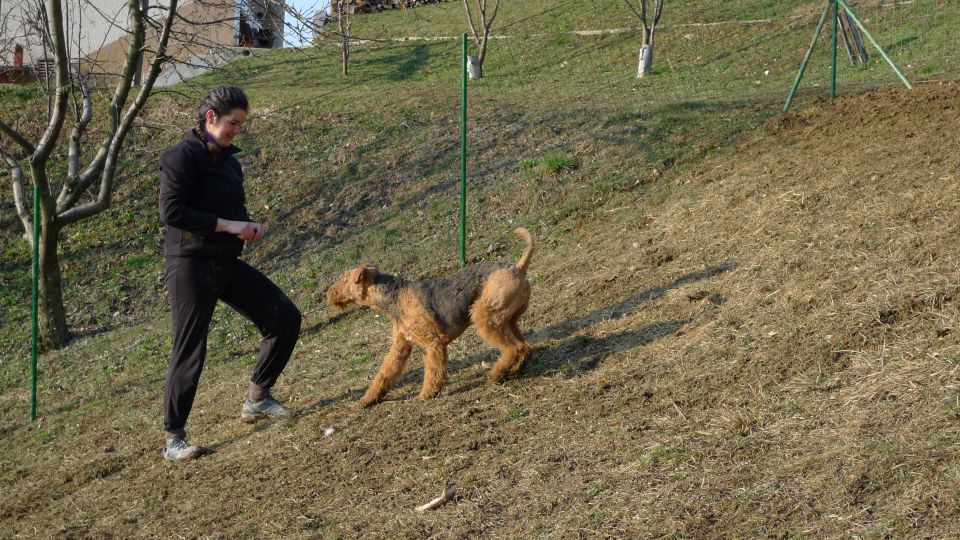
[417,343,448,401]
[358,326,413,407]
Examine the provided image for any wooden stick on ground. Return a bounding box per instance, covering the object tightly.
[415,485,457,512]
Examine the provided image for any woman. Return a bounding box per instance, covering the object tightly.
[158,86,302,461]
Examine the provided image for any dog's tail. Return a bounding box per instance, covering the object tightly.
[514,227,535,273]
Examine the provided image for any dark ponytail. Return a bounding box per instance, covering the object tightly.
[195,86,249,158]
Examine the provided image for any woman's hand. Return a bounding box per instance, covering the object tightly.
[216,219,266,243]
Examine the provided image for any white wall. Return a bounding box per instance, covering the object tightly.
[0,0,131,66]
[0,0,49,65]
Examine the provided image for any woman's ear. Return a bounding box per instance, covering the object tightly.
[204,109,218,126]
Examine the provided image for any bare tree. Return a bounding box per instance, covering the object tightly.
[0,0,179,347]
[461,0,500,79]
[623,0,664,78]
[335,0,353,76]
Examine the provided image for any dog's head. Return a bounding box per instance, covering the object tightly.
[327,264,379,311]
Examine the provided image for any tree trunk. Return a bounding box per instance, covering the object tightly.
[637,43,653,78]
[467,55,482,79]
[38,218,68,348]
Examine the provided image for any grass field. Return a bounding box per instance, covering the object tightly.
[2,0,960,537]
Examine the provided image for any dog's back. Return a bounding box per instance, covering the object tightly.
[411,229,535,338]
[413,262,511,337]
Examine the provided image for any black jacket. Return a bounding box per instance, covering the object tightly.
[159,130,250,258]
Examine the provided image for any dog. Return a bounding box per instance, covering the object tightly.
[327,228,535,407]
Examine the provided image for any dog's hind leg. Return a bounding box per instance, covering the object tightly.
[474,271,530,382]
[359,326,413,408]
[506,311,533,376]
[473,308,522,383]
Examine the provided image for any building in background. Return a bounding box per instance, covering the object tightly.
[0,0,285,84]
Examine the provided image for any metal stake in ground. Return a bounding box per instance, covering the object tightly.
[784,0,912,112]
[31,183,38,421]
[460,32,468,267]
[837,0,912,90]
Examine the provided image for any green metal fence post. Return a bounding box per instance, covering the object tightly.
[837,0,913,89]
[831,0,838,99]
[784,0,833,112]
[460,33,468,267]
[31,185,38,421]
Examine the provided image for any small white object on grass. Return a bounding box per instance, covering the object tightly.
[415,486,457,512]
[324,427,336,437]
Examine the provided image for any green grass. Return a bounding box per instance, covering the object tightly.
[542,154,577,175]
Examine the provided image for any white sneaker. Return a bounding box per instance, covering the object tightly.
[240,396,293,423]
[163,437,201,461]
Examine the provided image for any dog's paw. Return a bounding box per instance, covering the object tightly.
[415,389,441,401]
[357,396,378,408]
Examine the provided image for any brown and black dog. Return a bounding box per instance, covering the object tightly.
[327,228,535,407]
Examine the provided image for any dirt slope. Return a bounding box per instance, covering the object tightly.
[562,81,960,538]
[2,83,959,538]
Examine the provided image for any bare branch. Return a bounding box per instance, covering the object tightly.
[462,0,480,44]
[624,0,664,46]
[62,0,148,214]
[67,72,93,178]
[0,119,37,154]
[650,0,664,47]
[58,69,92,208]
[32,0,72,176]
[60,0,179,226]
[415,486,457,512]
[1,145,34,244]
[488,0,501,27]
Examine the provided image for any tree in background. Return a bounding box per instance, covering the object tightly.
[336,0,353,76]
[0,0,179,347]
[623,0,664,78]
[461,0,501,79]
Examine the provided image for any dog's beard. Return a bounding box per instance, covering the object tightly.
[327,290,348,311]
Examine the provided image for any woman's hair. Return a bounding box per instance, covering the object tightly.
[195,86,248,159]
[196,86,249,130]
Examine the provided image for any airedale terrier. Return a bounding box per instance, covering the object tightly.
[327,228,535,407]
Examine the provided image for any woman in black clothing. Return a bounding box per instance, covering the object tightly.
[158,86,302,461]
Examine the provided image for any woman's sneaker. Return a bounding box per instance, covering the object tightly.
[240,395,293,423]
[163,437,201,461]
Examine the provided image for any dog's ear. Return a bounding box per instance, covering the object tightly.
[351,265,378,286]
[349,267,364,284]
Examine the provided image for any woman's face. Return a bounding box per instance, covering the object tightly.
[204,107,247,148]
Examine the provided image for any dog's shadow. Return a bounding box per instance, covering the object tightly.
[480,319,690,384]
[388,262,735,394]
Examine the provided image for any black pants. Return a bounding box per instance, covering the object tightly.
[163,256,302,439]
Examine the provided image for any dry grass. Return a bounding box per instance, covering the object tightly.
[2,78,960,538]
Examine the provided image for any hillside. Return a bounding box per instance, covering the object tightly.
[2,0,960,537]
